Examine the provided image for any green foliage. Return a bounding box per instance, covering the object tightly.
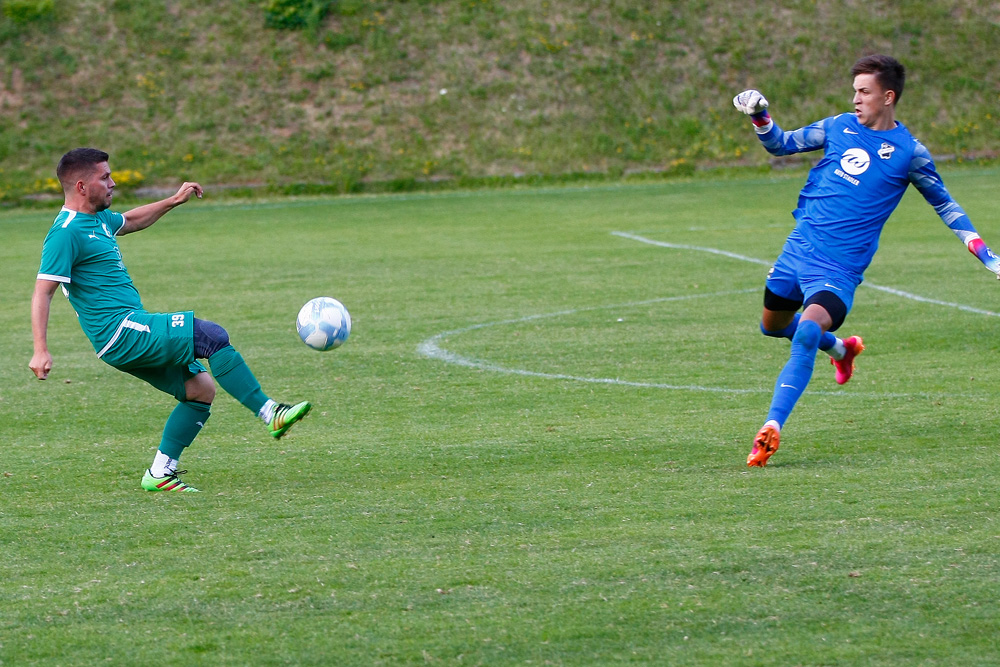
[262,0,334,30]
[1,0,54,24]
[4,171,1000,663]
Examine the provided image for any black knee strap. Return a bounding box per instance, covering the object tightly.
[763,287,803,312]
[193,318,231,359]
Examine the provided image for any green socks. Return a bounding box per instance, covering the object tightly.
[156,346,271,461]
[208,345,269,415]
[158,400,211,459]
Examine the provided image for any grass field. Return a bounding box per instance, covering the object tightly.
[3,169,1000,665]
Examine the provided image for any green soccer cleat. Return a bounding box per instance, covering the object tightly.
[269,401,312,439]
[141,469,201,493]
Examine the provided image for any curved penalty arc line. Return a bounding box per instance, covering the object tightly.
[416,233,998,398]
[418,290,772,395]
[417,288,970,398]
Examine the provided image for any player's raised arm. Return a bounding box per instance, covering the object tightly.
[119,181,203,235]
[733,89,831,158]
[29,279,61,380]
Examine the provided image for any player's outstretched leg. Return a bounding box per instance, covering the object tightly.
[830,336,864,385]
[205,345,313,439]
[267,401,313,439]
[747,423,780,467]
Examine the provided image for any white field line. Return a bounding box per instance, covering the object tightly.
[417,290,773,395]
[612,231,1000,318]
[415,232,997,398]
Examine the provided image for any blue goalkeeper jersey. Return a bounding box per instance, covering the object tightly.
[756,112,977,274]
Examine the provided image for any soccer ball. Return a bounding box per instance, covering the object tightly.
[296,297,351,351]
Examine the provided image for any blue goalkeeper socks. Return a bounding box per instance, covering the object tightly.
[766,319,822,427]
[761,312,838,351]
[761,312,801,340]
[818,329,837,352]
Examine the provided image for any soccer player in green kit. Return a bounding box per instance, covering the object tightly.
[30,148,311,493]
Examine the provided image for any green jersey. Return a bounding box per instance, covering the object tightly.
[37,207,143,356]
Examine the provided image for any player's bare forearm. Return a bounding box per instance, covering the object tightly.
[120,181,203,235]
[29,280,59,379]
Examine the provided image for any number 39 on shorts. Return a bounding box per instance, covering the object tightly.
[171,313,186,328]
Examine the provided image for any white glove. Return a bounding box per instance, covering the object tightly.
[968,237,1000,278]
[733,90,769,116]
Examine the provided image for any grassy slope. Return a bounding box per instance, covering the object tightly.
[1,0,999,198]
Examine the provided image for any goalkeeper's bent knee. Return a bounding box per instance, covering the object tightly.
[761,313,801,340]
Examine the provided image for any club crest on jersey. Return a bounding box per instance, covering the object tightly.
[879,142,895,160]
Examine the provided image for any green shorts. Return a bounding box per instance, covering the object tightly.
[99,310,207,401]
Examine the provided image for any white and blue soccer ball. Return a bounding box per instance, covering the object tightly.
[296,297,351,351]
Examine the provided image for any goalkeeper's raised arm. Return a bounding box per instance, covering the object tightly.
[732,89,828,157]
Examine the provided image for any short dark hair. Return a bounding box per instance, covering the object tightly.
[851,54,905,104]
[56,147,109,188]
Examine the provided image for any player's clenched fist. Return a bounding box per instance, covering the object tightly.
[733,90,769,115]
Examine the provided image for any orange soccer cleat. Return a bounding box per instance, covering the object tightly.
[747,424,781,467]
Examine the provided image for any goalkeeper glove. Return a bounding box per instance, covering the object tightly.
[733,89,772,133]
[968,237,1000,278]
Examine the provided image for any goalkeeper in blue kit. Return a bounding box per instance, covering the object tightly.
[733,54,1000,467]
[30,148,312,492]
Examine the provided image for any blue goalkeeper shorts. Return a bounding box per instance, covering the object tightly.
[765,231,863,314]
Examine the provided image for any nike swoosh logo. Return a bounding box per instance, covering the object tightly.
[843,128,858,135]
[824,283,843,291]
[780,383,798,390]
